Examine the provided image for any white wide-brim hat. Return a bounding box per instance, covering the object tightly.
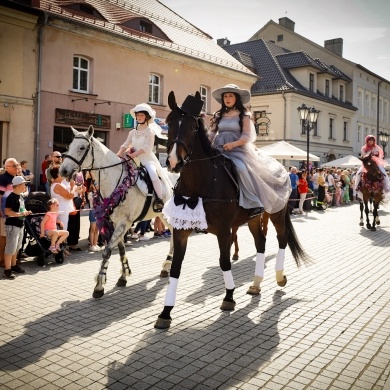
[130,103,166,139]
[211,84,251,105]
[130,103,156,120]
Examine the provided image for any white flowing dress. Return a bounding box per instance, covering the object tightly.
[121,127,172,201]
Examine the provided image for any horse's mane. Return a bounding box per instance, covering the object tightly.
[196,117,219,157]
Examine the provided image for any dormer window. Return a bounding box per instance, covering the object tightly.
[140,20,152,34]
[309,73,316,92]
[339,85,344,101]
[325,79,330,97]
[64,3,106,20]
[121,18,171,41]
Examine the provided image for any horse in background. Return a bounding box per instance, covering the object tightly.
[155,91,311,329]
[359,153,384,231]
[60,126,174,298]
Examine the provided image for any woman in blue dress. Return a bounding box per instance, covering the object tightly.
[208,84,291,216]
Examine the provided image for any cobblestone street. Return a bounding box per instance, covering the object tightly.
[1,203,389,389]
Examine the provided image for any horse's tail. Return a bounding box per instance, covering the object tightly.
[285,211,312,267]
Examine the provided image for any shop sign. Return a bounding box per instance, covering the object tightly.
[55,109,111,129]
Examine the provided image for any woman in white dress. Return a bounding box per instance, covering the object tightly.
[116,103,170,212]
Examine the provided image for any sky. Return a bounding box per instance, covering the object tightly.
[160,0,390,80]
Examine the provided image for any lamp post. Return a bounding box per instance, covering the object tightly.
[379,131,389,157]
[297,104,320,172]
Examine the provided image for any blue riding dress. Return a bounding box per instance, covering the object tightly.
[210,111,291,214]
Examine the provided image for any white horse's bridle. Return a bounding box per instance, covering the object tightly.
[62,134,95,170]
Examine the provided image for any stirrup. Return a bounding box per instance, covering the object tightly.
[153,198,164,213]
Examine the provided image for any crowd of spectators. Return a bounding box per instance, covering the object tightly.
[289,164,361,214]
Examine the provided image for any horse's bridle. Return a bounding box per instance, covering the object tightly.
[167,115,200,165]
[167,110,239,202]
[62,134,134,191]
[62,134,95,170]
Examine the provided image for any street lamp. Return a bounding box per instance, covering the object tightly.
[297,103,320,171]
[378,131,389,157]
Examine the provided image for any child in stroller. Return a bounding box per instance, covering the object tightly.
[24,192,65,266]
[40,198,69,253]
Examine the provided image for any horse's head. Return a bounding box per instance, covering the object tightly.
[166,91,205,173]
[359,152,382,182]
[60,125,95,180]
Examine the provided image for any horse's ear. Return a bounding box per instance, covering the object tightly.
[71,126,79,136]
[168,91,177,110]
[194,91,201,99]
[87,125,94,139]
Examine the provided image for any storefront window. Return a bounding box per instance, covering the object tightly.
[53,126,107,154]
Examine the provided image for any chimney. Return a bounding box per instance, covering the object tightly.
[217,38,230,47]
[278,17,295,32]
[324,38,343,57]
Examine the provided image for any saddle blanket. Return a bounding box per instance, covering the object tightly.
[163,195,208,230]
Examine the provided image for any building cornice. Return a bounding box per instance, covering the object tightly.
[0,5,38,29]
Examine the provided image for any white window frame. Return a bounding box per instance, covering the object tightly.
[357,89,363,112]
[199,85,208,113]
[365,93,370,117]
[149,73,161,105]
[73,56,90,93]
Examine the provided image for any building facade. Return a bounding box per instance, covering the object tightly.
[0,0,256,186]
[250,17,390,159]
[220,38,357,166]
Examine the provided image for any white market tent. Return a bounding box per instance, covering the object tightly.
[321,155,362,168]
[257,140,320,161]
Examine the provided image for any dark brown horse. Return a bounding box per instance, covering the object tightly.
[359,153,384,231]
[154,91,310,329]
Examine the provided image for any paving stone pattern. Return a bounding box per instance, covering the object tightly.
[0,204,389,389]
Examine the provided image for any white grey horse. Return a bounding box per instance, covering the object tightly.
[60,126,174,298]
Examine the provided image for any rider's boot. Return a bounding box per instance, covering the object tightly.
[248,206,264,218]
[152,179,164,212]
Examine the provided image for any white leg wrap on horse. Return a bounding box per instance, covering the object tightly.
[252,253,265,288]
[223,270,235,290]
[164,277,178,306]
[255,253,265,278]
[275,249,285,282]
[275,249,285,271]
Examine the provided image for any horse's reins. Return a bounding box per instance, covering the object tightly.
[168,113,239,203]
[62,134,134,199]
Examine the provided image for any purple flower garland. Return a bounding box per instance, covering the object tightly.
[93,160,136,243]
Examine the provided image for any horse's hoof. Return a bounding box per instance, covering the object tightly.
[376,221,380,225]
[247,286,261,295]
[371,227,377,231]
[232,254,239,261]
[220,300,236,311]
[277,275,287,287]
[154,317,172,329]
[116,278,127,287]
[93,289,104,299]
[359,222,364,226]
[160,270,169,278]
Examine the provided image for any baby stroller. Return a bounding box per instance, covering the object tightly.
[23,192,64,266]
